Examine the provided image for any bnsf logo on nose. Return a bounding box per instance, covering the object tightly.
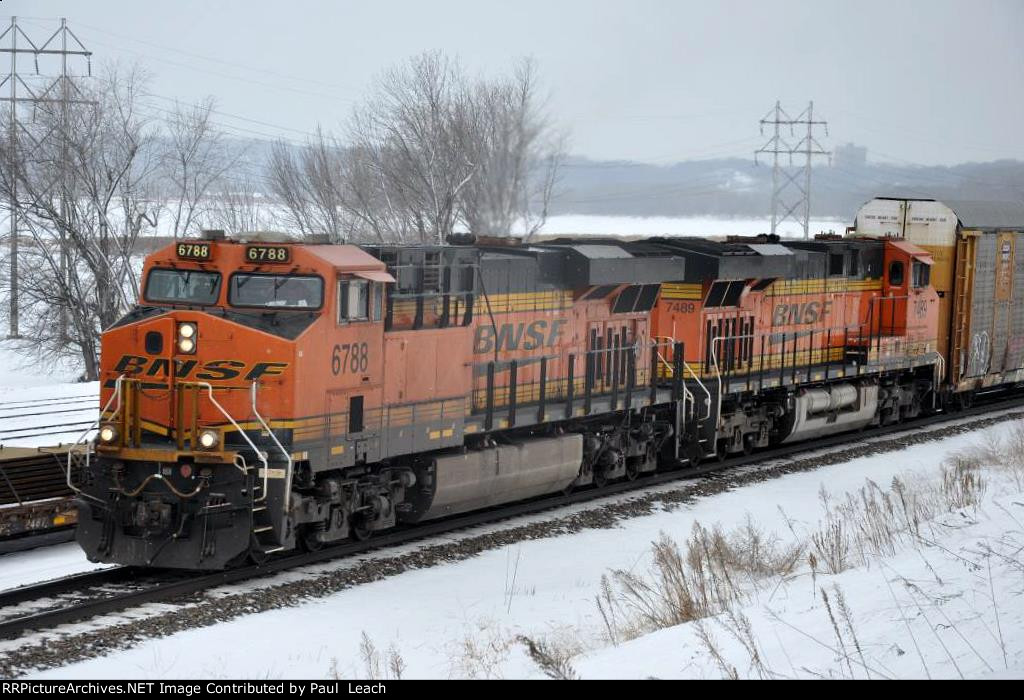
[113,355,288,381]
[474,319,566,355]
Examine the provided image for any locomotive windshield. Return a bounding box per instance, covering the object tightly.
[144,269,222,305]
[229,273,323,309]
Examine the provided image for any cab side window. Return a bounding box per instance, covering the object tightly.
[912,261,930,288]
[338,279,369,323]
[371,282,383,322]
[338,279,384,323]
[888,261,905,286]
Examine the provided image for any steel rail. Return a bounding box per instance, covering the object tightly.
[1,390,1022,641]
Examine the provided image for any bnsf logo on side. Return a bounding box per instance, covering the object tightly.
[474,319,567,355]
[113,355,288,381]
[772,301,833,326]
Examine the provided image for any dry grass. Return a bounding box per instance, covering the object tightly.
[447,622,515,679]
[329,632,406,680]
[950,422,1024,490]
[599,431,1007,645]
[518,635,580,680]
[942,460,986,511]
[598,522,804,642]
[811,463,987,575]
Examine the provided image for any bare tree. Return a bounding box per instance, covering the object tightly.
[456,58,566,238]
[0,64,160,380]
[200,174,273,234]
[262,53,565,245]
[345,52,476,244]
[265,129,349,241]
[160,97,240,238]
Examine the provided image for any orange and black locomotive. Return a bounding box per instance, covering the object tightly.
[73,222,962,569]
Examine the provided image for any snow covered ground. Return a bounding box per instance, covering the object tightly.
[0,543,111,592]
[20,417,1023,680]
[0,340,99,448]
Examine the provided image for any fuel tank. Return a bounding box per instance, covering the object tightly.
[781,383,878,444]
[409,434,583,522]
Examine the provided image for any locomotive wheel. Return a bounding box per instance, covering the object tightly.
[625,458,640,482]
[957,392,975,411]
[350,514,373,542]
[248,535,270,566]
[684,441,704,467]
[592,465,609,489]
[714,439,729,463]
[300,526,325,552]
[742,434,755,456]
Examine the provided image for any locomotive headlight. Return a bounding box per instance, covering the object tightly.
[197,429,219,450]
[98,424,119,445]
[177,323,197,354]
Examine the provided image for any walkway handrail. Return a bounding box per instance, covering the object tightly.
[66,375,124,497]
[652,335,710,421]
[249,381,293,510]
[194,382,270,503]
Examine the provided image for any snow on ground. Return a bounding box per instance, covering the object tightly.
[26,418,1024,679]
[0,340,84,393]
[0,341,98,448]
[0,543,110,592]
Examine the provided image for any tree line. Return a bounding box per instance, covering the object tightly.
[0,52,565,380]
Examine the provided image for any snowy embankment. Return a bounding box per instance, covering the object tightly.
[0,542,109,592]
[0,341,99,448]
[21,416,1022,680]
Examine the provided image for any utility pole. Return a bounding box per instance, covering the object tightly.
[0,17,92,338]
[755,101,830,239]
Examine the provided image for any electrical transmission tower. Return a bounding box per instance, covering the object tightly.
[755,101,830,239]
[0,17,93,338]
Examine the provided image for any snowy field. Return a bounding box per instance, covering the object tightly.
[0,341,99,448]
[0,542,111,592]
[17,417,1023,680]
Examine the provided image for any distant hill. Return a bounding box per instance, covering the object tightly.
[551,152,1024,221]
[216,137,1024,222]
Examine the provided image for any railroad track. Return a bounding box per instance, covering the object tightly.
[0,393,96,410]
[0,421,95,442]
[1,392,1022,643]
[0,392,98,445]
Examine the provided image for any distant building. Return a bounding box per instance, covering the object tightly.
[833,142,868,170]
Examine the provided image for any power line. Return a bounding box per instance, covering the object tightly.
[755,100,830,239]
[32,20,359,107]
[67,19,363,95]
[0,16,94,339]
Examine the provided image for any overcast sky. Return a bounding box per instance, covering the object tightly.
[4,0,1022,166]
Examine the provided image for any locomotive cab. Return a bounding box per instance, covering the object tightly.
[871,240,939,360]
[75,235,396,569]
